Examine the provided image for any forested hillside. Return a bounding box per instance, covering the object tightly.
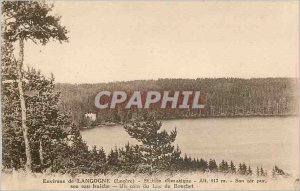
[55,78,298,127]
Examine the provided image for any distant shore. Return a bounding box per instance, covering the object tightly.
[80,114,297,130]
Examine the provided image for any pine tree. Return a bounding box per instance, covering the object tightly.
[183,154,189,170]
[107,148,120,172]
[52,125,90,175]
[2,0,68,172]
[124,116,177,172]
[247,166,252,175]
[238,163,247,175]
[90,146,107,174]
[187,156,193,170]
[208,159,218,172]
[1,40,24,170]
[98,148,107,166]
[242,163,247,173]
[25,69,72,172]
[219,160,229,173]
[273,165,285,175]
[224,161,229,172]
[2,59,73,172]
[170,145,182,171]
[229,161,236,173]
[118,143,143,173]
[260,167,265,176]
[238,163,242,174]
[256,166,260,176]
[199,158,208,172]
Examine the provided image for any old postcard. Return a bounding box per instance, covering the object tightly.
[1,1,299,190]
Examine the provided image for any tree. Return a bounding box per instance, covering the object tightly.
[238,163,247,175]
[260,167,265,176]
[118,143,143,173]
[2,1,68,172]
[107,148,120,172]
[90,146,107,174]
[247,166,253,175]
[208,159,218,172]
[229,161,236,173]
[273,165,285,176]
[2,58,73,172]
[24,68,72,172]
[219,160,229,173]
[51,125,90,175]
[170,145,182,171]
[199,158,208,172]
[124,116,177,172]
[256,166,260,176]
[1,40,23,170]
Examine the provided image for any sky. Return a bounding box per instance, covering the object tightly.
[23,1,299,84]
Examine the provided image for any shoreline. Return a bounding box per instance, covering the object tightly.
[80,114,298,130]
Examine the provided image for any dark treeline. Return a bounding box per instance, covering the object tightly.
[56,78,298,127]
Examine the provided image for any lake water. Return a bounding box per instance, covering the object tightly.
[81,117,299,175]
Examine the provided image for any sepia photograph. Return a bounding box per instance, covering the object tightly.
[1,1,299,190]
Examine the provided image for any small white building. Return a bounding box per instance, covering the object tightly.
[85,113,96,121]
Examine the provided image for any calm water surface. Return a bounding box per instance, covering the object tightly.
[81,117,299,174]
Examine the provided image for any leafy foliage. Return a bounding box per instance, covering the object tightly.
[2,59,71,172]
[124,115,177,172]
[2,0,69,172]
[2,1,68,44]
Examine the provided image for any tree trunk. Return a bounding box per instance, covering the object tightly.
[17,37,32,172]
[39,139,44,167]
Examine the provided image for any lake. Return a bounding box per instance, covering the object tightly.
[81,117,299,175]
